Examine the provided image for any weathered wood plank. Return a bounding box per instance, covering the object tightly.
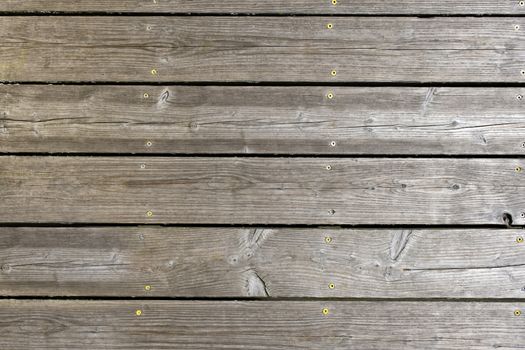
[2,85,525,154]
[1,157,523,225]
[1,0,523,15]
[1,17,524,82]
[0,300,522,349]
[1,227,524,298]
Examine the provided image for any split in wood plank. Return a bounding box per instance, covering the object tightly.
[1,17,525,82]
[2,85,525,154]
[0,300,523,349]
[1,227,525,298]
[1,156,524,225]
[1,0,524,15]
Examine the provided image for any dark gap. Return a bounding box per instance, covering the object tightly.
[1,13,525,17]
[3,81,525,87]
[0,295,523,302]
[0,223,520,229]
[2,153,525,158]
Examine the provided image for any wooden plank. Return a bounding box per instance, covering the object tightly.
[1,0,523,15]
[2,85,525,155]
[1,227,524,298]
[1,156,523,225]
[0,300,522,349]
[1,17,525,82]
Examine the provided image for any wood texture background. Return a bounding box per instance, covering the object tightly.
[0,0,523,14]
[1,2,524,348]
[3,85,525,154]
[1,17,525,82]
[1,227,524,298]
[0,300,523,350]
[1,156,524,225]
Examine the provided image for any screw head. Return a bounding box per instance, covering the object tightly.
[135,309,142,316]
[146,211,153,217]
[328,283,335,289]
[331,0,337,5]
[146,141,153,147]
[331,70,337,76]
[143,93,149,99]
[327,23,333,29]
[520,1,525,6]
[151,69,158,76]
[322,308,330,315]
[140,164,146,169]
[515,309,522,316]
[516,166,522,172]
[515,24,521,31]
[327,92,334,99]
[517,236,524,243]
[328,209,336,216]
[144,285,152,291]
[325,236,332,244]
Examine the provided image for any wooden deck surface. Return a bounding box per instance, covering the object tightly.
[1,1,524,349]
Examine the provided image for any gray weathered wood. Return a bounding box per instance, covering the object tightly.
[3,85,525,154]
[1,17,525,82]
[0,0,523,14]
[0,300,523,349]
[1,227,524,298]
[1,156,524,225]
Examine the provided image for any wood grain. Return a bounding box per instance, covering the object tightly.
[1,17,525,82]
[1,0,523,14]
[1,227,524,298]
[0,300,523,349]
[1,156,524,225]
[3,85,525,154]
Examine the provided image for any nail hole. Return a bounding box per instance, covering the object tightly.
[330,141,337,147]
[327,92,334,99]
[322,308,330,315]
[521,213,525,218]
[326,165,332,170]
[515,24,521,31]
[331,0,337,5]
[518,94,523,100]
[515,309,522,316]
[520,1,525,6]
[328,209,336,216]
[144,285,152,291]
[143,93,149,99]
[151,69,158,76]
[327,23,333,29]
[516,166,522,172]
[140,164,146,169]
[328,283,335,289]
[330,70,337,76]
[517,236,524,243]
[521,70,525,76]
[325,236,332,243]
[146,141,153,147]
[135,309,142,316]
[146,211,153,217]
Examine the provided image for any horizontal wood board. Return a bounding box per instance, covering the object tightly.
[0,300,523,349]
[1,0,524,14]
[1,156,524,225]
[1,17,525,82]
[3,86,525,154]
[1,227,525,298]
